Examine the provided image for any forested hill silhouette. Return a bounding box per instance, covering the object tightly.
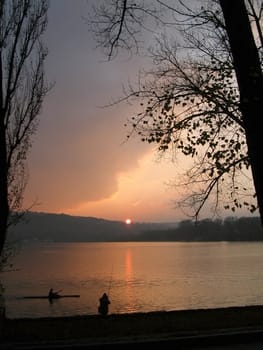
[7,212,263,242]
[8,212,177,242]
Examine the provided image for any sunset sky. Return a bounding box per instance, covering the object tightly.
[23,0,256,223]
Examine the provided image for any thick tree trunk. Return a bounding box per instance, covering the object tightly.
[0,53,9,256]
[0,122,8,256]
[220,0,263,226]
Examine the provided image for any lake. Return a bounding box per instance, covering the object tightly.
[2,241,263,319]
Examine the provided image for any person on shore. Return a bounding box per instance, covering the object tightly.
[98,292,111,315]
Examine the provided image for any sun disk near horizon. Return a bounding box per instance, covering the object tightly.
[125,218,132,224]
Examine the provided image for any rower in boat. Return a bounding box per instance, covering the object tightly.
[48,288,61,299]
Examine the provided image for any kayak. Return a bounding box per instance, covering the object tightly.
[22,294,80,299]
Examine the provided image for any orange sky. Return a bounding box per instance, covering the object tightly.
[23,0,258,223]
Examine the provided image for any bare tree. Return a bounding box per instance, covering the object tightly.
[0,0,51,258]
[87,0,263,222]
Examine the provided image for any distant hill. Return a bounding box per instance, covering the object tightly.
[7,212,178,242]
[7,212,263,242]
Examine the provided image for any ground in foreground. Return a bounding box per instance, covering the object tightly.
[2,305,263,347]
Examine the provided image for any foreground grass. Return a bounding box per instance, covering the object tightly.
[2,305,263,344]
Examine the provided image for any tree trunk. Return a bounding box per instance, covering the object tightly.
[219,0,263,226]
[0,52,9,256]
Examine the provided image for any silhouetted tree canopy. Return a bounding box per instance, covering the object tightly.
[87,0,263,224]
[0,0,50,260]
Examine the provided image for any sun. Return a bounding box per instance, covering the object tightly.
[125,218,132,225]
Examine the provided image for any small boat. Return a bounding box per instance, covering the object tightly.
[21,294,80,299]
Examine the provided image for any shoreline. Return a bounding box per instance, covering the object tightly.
[2,305,263,345]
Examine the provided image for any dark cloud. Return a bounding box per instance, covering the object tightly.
[24,0,153,214]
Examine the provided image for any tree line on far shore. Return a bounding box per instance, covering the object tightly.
[136,216,263,242]
[8,212,263,243]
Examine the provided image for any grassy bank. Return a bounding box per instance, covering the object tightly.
[2,305,263,344]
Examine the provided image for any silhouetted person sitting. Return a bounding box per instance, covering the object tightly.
[98,292,111,315]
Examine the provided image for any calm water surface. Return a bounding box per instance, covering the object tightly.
[2,241,263,319]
